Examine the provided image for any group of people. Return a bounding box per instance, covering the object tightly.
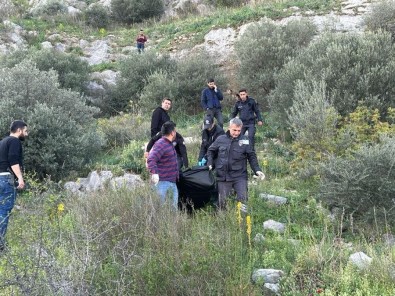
[146,78,265,211]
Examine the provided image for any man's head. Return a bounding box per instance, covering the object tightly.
[10,120,28,141]
[161,97,172,111]
[228,118,243,139]
[238,89,248,101]
[203,114,214,130]
[161,121,176,141]
[207,78,216,89]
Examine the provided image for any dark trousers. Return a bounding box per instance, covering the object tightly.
[217,179,248,210]
[207,108,224,128]
[242,124,256,149]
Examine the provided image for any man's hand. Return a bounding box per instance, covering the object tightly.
[17,178,25,190]
[144,151,149,158]
[151,174,159,185]
[198,158,207,166]
[254,171,265,180]
[257,121,263,126]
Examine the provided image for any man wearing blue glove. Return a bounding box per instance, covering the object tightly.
[198,114,224,166]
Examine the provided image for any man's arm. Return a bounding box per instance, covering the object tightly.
[198,130,209,161]
[177,133,189,168]
[216,88,224,101]
[11,164,24,189]
[230,102,238,119]
[246,147,261,174]
[201,89,208,110]
[150,109,160,137]
[206,137,220,167]
[147,142,165,174]
[146,133,161,153]
[253,100,264,123]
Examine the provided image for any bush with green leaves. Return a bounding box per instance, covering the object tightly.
[363,0,395,37]
[32,0,67,16]
[269,31,395,128]
[0,60,103,180]
[111,0,164,24]
[319,136,395,225]
[204,0,245,7]
[235,19,316,105]
[84,4,110,28]
[112,52,175,113]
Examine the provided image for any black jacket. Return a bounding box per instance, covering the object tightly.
[198,124,225,161]
[146,132,188,168]
[150,107,170,137]
[230,97,263,126]
[206,131,261,181]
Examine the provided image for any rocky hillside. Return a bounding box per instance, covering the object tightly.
[0,0,374,90]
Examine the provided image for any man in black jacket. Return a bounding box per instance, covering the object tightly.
[198,114,224,166]
[201,78,224,128]
[230,89,263,149]
[207,118,265,210]
[0,120,28,251]
[150,97,172,137]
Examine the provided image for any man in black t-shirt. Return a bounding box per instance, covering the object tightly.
[150,97,172,137]
[0,120,28,251]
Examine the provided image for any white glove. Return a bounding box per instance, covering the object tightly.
[254,171,265,180]
[208,165,213,171]
[151,174,159,185]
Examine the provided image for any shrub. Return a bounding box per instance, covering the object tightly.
[111,0,164,24]
[32,49,91,93]
[32,0,67,16]
[119,140,146,175]
[112,52,175,113]
[269,31,395,128]
[363,0,395,37]
[235,19,316,105]
[205,0,245,7]
[319,136,395,225]
[97,113,150,148]
[0,60,102,180]
[84,4,110,29]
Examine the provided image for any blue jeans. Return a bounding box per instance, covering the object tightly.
[155,181,178,209]
[137,43,145,53]
[0,175,16,246]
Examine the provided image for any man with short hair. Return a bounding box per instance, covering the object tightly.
[150,97,172,138]
[0,120,28,251]
[147,121,179,209]
[198,114,224,166]
[207,118,265,210]
[201,78,224,128]
[230,89,263,149]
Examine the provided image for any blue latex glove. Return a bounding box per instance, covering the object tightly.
[198,158,207,166]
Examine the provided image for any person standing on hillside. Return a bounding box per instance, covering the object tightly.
[206,118,265,210]
[230,89,263,150]
[0,120,28,251]
[201,78,224,128]
[136,29,148,53]
[150,97,172,138]
[197,114,224,166]
[147,121,179,209]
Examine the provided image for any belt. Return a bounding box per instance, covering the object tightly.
[0,172,11,176]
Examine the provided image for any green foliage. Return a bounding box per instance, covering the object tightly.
[97,113,150,148]
[84,4,110,29]
[0,60,103,180]
[363,0,395,37]
[319,136,395,225]
[111,0,164,24]
[33,49,91,93]
[112,52,175,113]
[32,0,67,16]
[235,18,316,103]
[119,140,146,174]
[270,31,395,128]
[205,0,245,8]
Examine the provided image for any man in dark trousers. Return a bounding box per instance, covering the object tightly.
[206,118,265,210]
[230,89,263,150]
[150,97,172,137]
[198,114,224,166]
[0,120,28,251]
[147,121,179,209]
[201,78,224,128]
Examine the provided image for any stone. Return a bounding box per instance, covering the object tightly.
[254,233,265,243]
[251,268,284,284]
[349,251,372,270]
[263,220,286,233]
[110,173,144,190]
[263,283,280,295]
[260,193,288,205]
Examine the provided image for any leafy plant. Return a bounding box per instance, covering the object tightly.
[111,0,164,24]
